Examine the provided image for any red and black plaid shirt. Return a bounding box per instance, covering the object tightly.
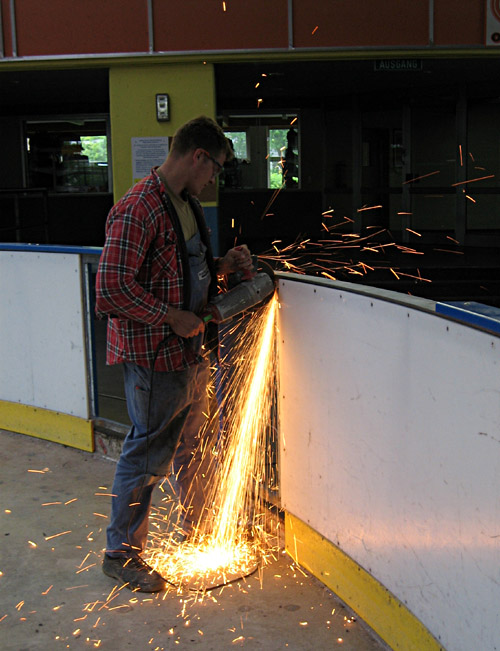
[95,169,210,371]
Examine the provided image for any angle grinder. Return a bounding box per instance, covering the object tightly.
[201,257,275,324]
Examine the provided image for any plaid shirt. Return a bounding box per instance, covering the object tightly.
[95,169,216,371]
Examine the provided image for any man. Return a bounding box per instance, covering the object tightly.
[95,116,253,592]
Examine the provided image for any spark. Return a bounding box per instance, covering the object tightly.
[398,271,431,283]
[433,248,464,255]
[402,170,440,184]
[222,1,227,10]
[78,552,92,568]
[65,585,89,590]
[44,530,71,540]
[459,144,463,166]
[357,205,382,212]
[260,183,286,220]
[406,228,421,236]
[451,174,495,186]
[42,501,62,506]
[65,498,77,505]
[311,25,319,35]
[76,563,97,574]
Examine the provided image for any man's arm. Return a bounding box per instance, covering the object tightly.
[96,202,204,338]
[164,307,204,337]
[96,205,170,326]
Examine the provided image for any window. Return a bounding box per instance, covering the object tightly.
[222,114,299,190]
[25,117,110,193]
[224,130,249,161]
[268,127,299,189]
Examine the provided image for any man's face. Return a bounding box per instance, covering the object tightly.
[188,148,225,196]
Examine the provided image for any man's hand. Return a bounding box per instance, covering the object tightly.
[217,244,254,276]
[165,308,205,338]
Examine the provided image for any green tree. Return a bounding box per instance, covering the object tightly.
[81,136,107,163]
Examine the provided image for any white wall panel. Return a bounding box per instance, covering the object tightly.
[0,251,89,418]
[278,275,500,651]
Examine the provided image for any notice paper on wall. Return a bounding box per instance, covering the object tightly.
[132,137,169,182]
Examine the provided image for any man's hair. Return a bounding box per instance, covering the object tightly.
[171,116,233,160]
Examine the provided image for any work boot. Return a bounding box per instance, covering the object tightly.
[102,554,166,592]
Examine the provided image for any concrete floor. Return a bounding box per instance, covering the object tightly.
[0,429,388,651]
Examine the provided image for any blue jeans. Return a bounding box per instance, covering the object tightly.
[106,359,210,556]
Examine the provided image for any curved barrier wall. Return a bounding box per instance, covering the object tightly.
[277,273,500,651]
[0,245,99,451]
[2,249,499,649]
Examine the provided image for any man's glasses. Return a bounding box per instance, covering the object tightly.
[201,150,223,177]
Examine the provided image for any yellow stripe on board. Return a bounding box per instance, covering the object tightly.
[0,400,94,452]
[285,512,445,651]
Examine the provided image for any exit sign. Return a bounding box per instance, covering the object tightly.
[374,59,423,71]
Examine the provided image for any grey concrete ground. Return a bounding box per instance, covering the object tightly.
[0,429,388,651]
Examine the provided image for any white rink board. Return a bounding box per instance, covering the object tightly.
[278,276,500,651]
[0,251,89,418]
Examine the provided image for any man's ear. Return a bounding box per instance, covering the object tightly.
[192,148,204,164]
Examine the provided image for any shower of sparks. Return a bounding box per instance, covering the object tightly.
[258,217,433,285]
[146,296,279,592]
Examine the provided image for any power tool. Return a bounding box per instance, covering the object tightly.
[201,258,275,324]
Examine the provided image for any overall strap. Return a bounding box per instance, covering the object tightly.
[161,191,191,311]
